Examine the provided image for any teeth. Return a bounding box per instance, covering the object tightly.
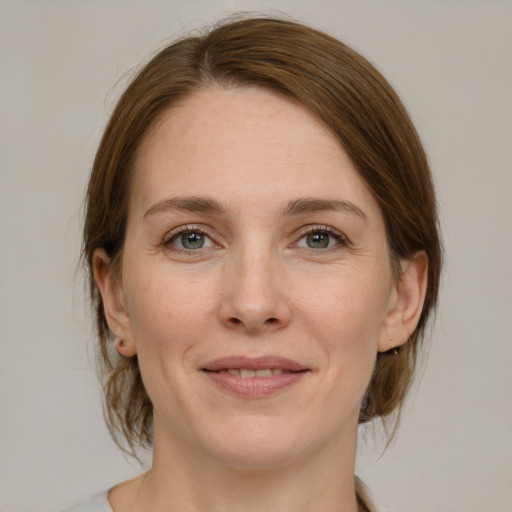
[224,368,284,378]
[255,369,272,377]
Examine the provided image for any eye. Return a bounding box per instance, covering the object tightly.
[164,227,215,251]
[303,232,331,249]
[295,226,348,251]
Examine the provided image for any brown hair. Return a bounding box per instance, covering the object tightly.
[83,15,442,455]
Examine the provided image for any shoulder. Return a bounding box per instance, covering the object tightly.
[60,489,112,512]
[355,476,394,512]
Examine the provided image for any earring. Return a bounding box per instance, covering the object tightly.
[385,336,397,355]
[386,343,398,355]
[115,337,127,356]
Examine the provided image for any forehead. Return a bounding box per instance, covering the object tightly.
[131,86,378,217]
[137,86,340,162]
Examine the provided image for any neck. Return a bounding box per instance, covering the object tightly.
[119,418,361,512]
[143,459,359,512]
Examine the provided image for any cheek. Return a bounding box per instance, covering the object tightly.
[123,269,218,420]
[297,271,390,389]
[124,267,218,362]
[300,272,390,345]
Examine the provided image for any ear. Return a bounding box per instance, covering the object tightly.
[378,251,428,352]
[93,248,136,357]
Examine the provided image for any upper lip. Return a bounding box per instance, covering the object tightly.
[202,356,308,372]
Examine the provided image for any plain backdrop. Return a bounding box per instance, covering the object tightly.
[1,1,511,511]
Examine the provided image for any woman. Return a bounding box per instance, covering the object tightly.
[67,15,441,512]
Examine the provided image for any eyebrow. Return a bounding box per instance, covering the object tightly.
[143,196,227,218]
[282,198,368,222]
[143,195,367,222]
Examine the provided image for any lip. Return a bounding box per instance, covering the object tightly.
[203,355,307,372]
[202,356,309,398]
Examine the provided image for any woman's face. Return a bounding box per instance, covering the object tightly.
[102,87,405,468]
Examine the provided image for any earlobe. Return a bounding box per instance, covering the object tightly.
[378,251,428,352]
[93,248,134,352]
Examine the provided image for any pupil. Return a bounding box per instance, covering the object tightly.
[307,232,329,248]
[182,232,204,249]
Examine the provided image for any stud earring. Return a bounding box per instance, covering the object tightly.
[115,337,127,356]
[386,342,398,355]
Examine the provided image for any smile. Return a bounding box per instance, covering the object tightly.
[202,356,309,397]
[218,368,286,378]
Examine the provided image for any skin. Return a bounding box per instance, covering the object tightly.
[94,86,427,512]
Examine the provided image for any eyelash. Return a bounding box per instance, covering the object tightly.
[162,224,350,254]
[293,225,350,252]
[163,225,217,254]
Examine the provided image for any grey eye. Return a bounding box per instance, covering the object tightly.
[306,232,330,249]
[295,228,346,251]
[180,232,206,249]
[166,229,215,251]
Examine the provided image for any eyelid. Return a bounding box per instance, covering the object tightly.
[163,224,218,250]
[292,224,351,250]
[161,223,350,253]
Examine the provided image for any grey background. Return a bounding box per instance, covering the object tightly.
[1,1,511,511]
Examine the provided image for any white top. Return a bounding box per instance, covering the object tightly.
[61,477,392,512]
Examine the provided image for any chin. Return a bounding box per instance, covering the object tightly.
[209,440,306,471]
[197,415,322,471]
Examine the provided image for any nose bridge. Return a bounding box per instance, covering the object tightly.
[220,236,290,332]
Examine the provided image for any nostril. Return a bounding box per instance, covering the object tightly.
[266,318,278,324]
[230,317,242,324]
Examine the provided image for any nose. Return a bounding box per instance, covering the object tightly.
[218,248,291,334]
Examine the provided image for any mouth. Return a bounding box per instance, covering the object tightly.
[212,368,295,378]
[201,356,309,397]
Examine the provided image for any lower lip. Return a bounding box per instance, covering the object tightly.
[203,370,308,397]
